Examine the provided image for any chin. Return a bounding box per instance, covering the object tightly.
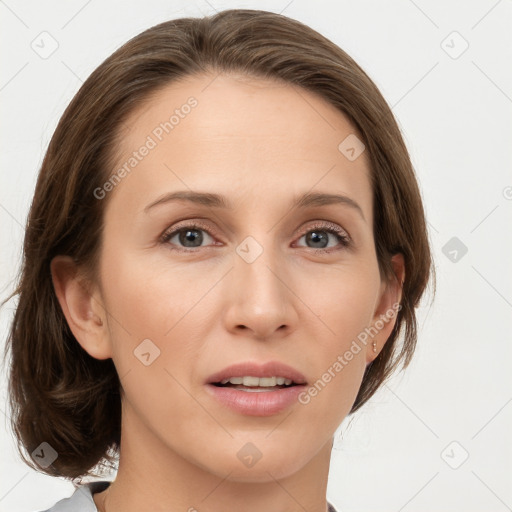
[223,460,307,483]
[200,443,312,483]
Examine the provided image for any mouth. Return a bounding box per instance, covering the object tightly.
[205,361,308,416]
[206,360,307,388]
[211,375,301,392]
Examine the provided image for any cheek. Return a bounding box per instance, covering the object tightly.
[101,247,207,334]
[294,265,379,411]
[99,248,241,417]
[99,248,210,377]
[99,251,209,417]
[298,260,380,342]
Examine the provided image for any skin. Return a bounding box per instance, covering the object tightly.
[51,73,404,512]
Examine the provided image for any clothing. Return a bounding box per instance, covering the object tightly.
[38,481,110,511]
[38,480,339,511]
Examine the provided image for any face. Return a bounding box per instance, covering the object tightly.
[86,73,400,481]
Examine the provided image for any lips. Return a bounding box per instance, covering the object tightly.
[206,361,307,386]
[205,361,308,416]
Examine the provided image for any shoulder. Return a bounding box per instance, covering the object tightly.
[35,481,111,512]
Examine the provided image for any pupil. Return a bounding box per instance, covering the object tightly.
[307,230,328,248]
[180,229,202,247]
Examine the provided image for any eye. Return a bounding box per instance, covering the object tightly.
[295,221,351,252]
[160,222,217,251]
[160,220,351,253]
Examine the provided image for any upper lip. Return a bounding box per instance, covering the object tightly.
[206,361,307,385]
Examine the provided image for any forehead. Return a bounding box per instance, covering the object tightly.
[107,72,372,218]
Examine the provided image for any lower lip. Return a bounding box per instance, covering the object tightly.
[205,384,306,416]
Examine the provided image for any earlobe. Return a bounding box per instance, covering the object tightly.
[366,253,405,364]
[50,255,112,360]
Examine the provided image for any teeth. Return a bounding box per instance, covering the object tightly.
[243,376,261,387]
[258,377,276,386]
[218,376,294,387]
[223,377,243,384]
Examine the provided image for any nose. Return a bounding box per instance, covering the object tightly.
[222,242,298,340]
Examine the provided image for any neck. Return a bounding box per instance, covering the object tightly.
[94,401,333,512]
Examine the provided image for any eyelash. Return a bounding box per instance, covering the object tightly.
[159,220,351,254]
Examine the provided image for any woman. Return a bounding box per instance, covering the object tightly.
[4,8,433,512]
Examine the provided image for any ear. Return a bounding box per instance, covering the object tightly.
[50,255,112,360]
[365,253,405,365]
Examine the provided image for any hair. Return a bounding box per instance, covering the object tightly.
[3,8,434,480]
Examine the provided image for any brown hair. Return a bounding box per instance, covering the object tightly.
[3,8,434,480]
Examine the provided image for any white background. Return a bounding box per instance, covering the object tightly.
[1,1,511,511]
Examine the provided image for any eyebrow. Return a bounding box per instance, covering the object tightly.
[144,190,365,221]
